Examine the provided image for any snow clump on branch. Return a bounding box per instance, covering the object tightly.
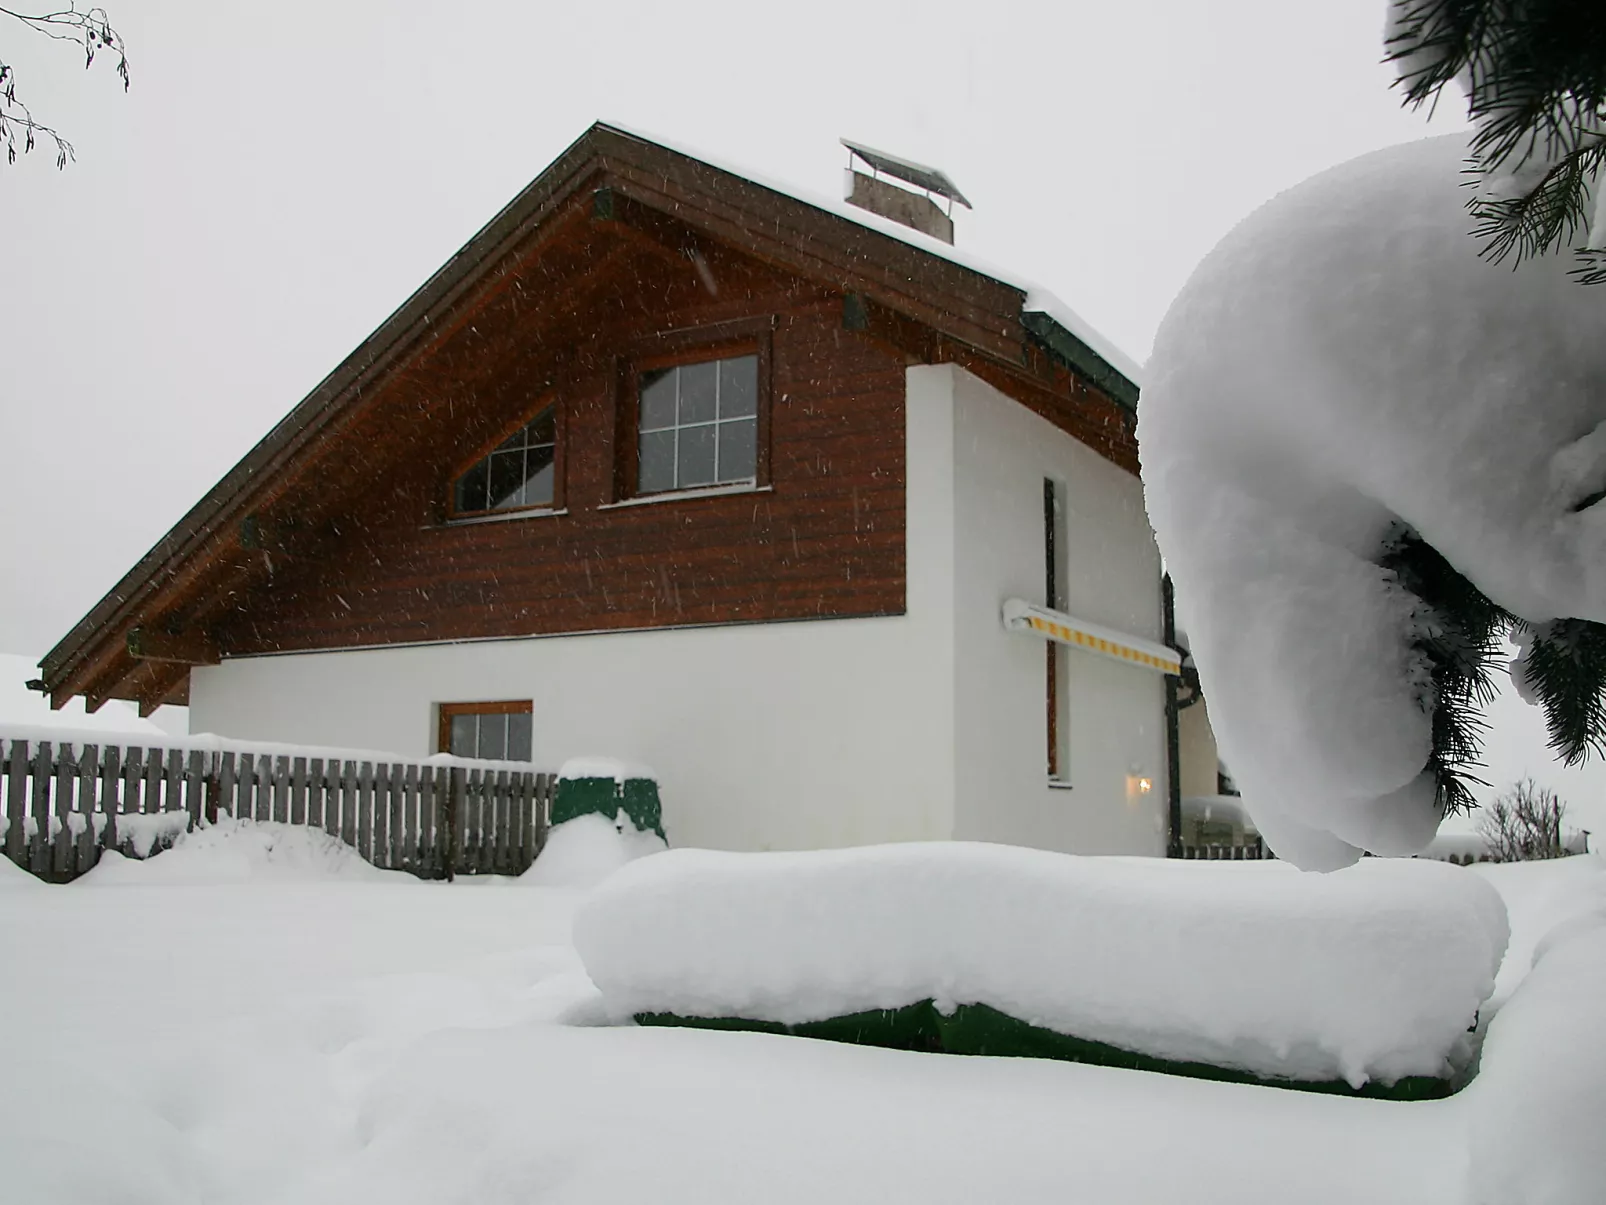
[1140,133,1606,871]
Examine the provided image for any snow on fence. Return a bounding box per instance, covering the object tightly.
[0,731,553,883]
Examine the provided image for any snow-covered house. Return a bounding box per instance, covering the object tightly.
[36,123,1175,855]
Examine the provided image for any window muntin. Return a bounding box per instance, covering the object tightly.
[453,407,556,516]
[438,701,533,761]
[637,354,758,494]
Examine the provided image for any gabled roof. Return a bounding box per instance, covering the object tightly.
[39,120,1142,711]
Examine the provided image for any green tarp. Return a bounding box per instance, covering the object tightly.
[635,1001,1453,1101]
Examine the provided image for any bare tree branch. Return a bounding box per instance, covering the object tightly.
[0,5,127,168]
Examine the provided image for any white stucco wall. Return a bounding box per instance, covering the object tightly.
[191,374,959,853]
[191,364,1163,856]
[942,365,1167,855]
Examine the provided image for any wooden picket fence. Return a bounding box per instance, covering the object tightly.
[1179,840,1273,861]
[0,734,553,883]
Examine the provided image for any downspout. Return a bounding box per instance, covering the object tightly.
[1162,573,1183,857]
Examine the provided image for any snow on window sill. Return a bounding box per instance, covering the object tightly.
[430,507,568,530]
[1047,778,1075,791]
[597,482,771,510]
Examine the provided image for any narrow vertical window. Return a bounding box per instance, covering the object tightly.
[1045,478,1070,783]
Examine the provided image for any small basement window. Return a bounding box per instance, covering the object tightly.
[452,406,557,517]
[438,701,533,761]
[637,354,759,494]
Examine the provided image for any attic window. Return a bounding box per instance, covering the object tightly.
[452,406,557,517]
[636,354,759,494]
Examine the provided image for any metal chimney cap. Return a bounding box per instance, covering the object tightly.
[841,139,971,209]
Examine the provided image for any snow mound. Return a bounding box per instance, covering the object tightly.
[574,843,1506,1088]
[79,818,391,885]
[1467,901,1606,1205]
[521,812,666,889]
[0,855,41,887]
[1139,133,1606,869]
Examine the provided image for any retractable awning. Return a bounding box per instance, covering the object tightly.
[1002,599,1182,676]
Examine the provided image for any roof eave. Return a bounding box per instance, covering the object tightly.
[1020,311,1140,415]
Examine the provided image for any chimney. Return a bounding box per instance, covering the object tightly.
[841,139,970,245]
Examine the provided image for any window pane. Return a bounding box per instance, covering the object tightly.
[495,426,527,453]
[678,423,717,488]
[507,713,532,762]
[488,450,526,510]
[454,460,490,513]
[679,361,717,424]
[523,444,555,506]
[640,368,677,430]
[639,429,676,493]
[719,355,758,418]
[450,714,477,758]
[477,713,507,760]
[526,406,556,446]
[718,417,757,481]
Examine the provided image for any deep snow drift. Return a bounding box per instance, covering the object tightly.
[1464,857,1606,1205]
[574,843,1507,1088]
[3,839,1600,1204]
[81,817,390,884]
[1139,132,1606,869]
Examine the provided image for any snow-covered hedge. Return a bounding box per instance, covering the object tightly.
[574,844,1507,1093]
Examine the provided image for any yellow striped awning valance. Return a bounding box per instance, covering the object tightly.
[1001,599,1182,677]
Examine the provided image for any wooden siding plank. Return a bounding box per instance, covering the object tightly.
[52,742,75,878]
[4,738,26,869]
[389,763,405,869]
[100,745,121,856]
[77,743,99,872]
[289,756,308,826]
[419,766,437,877]
[372,762,390,870]
[186,749,205,832]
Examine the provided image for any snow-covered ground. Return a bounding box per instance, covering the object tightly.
[0,829,1600,1204]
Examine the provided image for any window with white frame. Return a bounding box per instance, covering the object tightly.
[636,354,758,494]
[452,406,557,517]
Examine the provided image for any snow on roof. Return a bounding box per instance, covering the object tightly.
[0,652,167,738]
[602,122,1144,392]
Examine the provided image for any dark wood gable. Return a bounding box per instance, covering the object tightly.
[40,123,1138,714]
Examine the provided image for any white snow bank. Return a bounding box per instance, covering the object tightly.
[1466,906,1606,1205]
[114,810,193,858]
[80,818,392,885]
[557,756,656,783]
[1472,855,1606,1004]
[520,812,666,888]
[0,855,41,887]
[1139,132,1606,870]
[575,843,1506,1088]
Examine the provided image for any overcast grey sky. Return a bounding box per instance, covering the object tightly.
[2,0,1597,832]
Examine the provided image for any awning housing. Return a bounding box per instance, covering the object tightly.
[1002,599,1182,676]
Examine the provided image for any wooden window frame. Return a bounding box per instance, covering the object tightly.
[1044,477,1071,786]
[437,699,533,757]
[445,397,567,522]
[612,318,774,502]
